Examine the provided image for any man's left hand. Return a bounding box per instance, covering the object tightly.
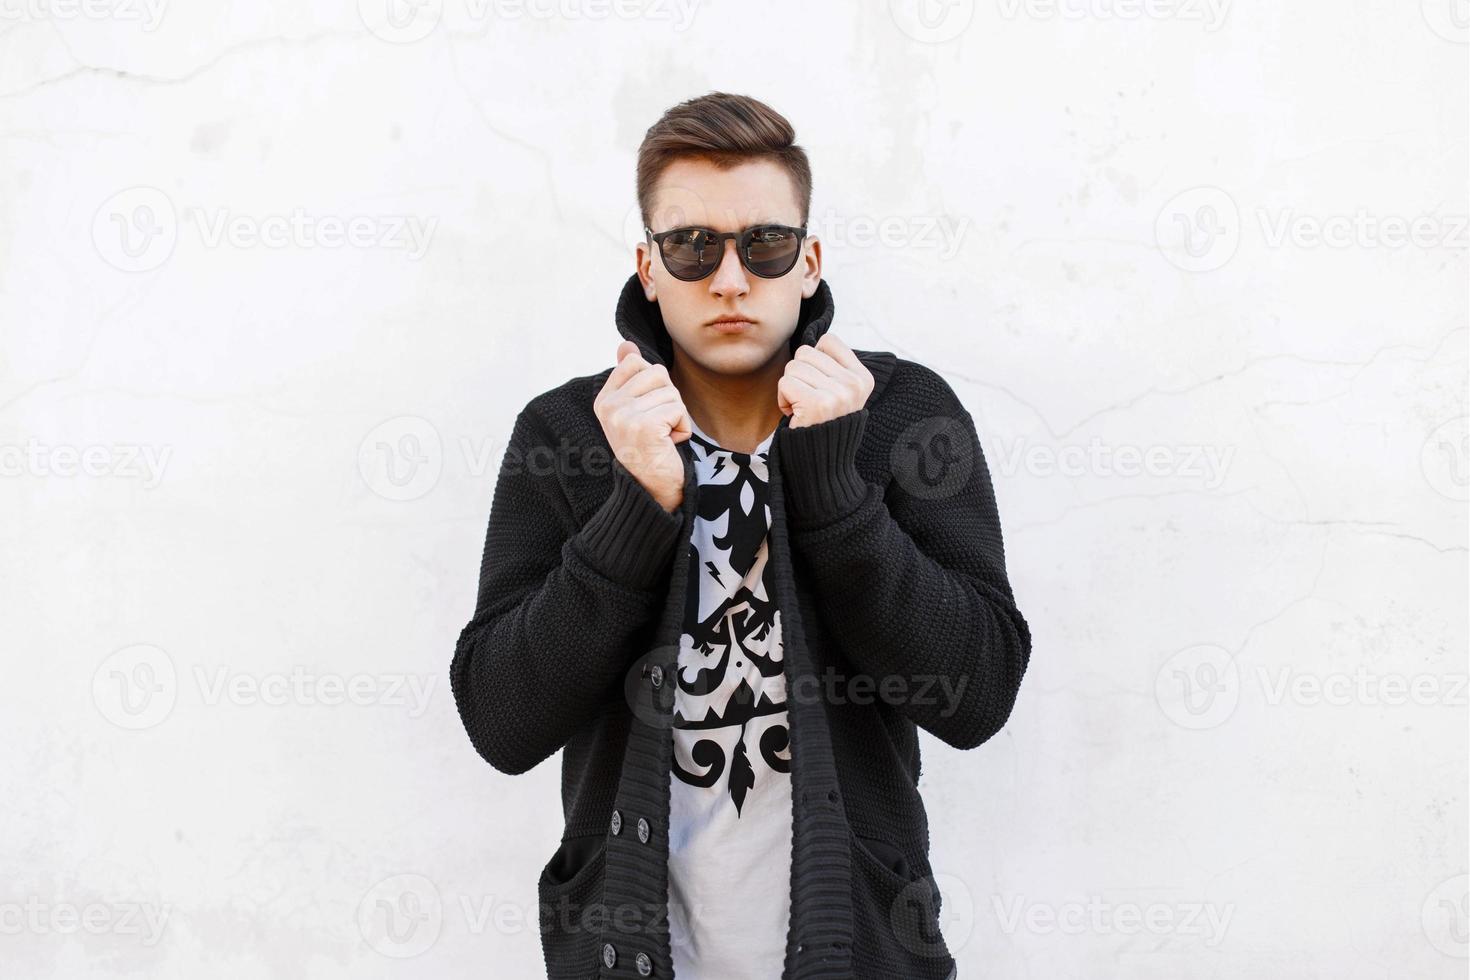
[777,334,875,429]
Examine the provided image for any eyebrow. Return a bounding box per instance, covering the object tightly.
[665,221,796,231]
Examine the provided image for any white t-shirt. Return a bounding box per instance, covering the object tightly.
[667,418,793,979]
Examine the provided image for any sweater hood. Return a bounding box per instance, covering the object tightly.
[613,272,837,369]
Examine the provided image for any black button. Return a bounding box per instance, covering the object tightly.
[637,817,650,843]
[649,664,664,688]
[601,942,617,968]
[610,809,622,835]
[636,950,653,975]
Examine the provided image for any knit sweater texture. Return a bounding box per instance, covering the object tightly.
[450,273,1032,979]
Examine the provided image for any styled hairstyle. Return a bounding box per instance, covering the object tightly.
[636,92,812,231]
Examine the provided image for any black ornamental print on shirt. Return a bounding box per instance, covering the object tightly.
[670,422,792,817]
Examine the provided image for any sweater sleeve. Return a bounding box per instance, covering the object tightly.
[775,383,1031,751]
[450,402,685,775]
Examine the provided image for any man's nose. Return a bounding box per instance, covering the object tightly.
[708,238,748,296]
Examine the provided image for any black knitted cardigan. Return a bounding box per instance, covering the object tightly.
[451,273,1032,980]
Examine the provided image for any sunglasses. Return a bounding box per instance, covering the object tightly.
[644,223,808,282]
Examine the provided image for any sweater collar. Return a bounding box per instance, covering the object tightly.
[613,271,837,370]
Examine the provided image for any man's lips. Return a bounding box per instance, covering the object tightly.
[707,317,754,334]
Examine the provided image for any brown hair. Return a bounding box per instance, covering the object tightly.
[636,92,812,231]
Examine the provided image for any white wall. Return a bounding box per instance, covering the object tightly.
[2,2,1466,977]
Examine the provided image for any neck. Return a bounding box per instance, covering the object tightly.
[669,342,791,454]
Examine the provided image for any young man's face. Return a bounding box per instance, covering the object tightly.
[637,156,821,378]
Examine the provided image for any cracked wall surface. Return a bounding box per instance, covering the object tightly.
[1,2,1466,978]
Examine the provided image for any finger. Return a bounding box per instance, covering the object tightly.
[605,346,648,392]
[647,399,693,439]
[669,406,693,442]
[781,374,821,397]
[792,342,850,381]
[783,359,837,392]
[621,362,674,398]
[631,385,682,412]
[816,333,864,373]
[777,374,819,415]
[634,387,693,442]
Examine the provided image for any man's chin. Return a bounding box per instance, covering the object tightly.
[694,345,784,378]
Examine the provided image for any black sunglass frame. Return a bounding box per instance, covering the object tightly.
[643,223,809,281]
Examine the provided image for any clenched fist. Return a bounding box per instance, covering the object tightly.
[594,341,693,513]
[777,333,874,428]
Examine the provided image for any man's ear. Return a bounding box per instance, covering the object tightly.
[636,243,657,302]
[799,233,821,298]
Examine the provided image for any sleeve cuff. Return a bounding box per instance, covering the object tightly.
[573,456,684,589]
[776,408,871,521]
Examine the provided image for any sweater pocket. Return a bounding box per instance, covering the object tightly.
[536,834,607,980]
[849,829,957,980]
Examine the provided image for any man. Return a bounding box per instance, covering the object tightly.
[450,91,1031,980]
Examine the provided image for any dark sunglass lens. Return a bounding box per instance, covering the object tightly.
[745,227,801,277]
[661,229,718,281]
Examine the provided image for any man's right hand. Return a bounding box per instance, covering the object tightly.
[593,341,692,513]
